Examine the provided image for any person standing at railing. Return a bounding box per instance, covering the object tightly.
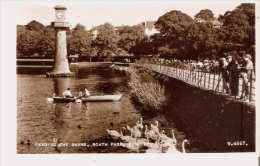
[219,57,229,94]
[238,54,254,102]
[226,55,239,97]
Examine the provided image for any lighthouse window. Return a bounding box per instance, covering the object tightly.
[59,46,61,50]
[59,33,61,37]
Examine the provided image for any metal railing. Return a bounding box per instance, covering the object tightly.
[134,60,255,103]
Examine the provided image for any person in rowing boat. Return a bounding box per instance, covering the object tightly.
[84,88,90,97]
[63,88,73,98]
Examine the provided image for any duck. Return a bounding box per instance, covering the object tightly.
[113,111,120,115]
[77,125,82,129]
[110,122,114,127]
[26,140,31,146]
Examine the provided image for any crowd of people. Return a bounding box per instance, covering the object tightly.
[139,53,255,102]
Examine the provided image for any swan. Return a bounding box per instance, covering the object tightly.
[137,118,144,129]
[145,137,162,153]
[133,125,142,143]
[171,130,177,146]
[107,129,121,140]
[120,127,132,142]
[182,139,189,153]
[144,125,158,142]
[161,130,177,146]
[75,99,82,103]
[165,139,189,153]
[151,121,159,134]
[126,124,133,132]
[46,98,54,102]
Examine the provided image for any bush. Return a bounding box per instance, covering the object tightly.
[128,67,166,112]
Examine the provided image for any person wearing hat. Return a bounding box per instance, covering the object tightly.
[219,57,229,94]
[238,54,254,102]
[63,88,73,98]
[226,55,239,96]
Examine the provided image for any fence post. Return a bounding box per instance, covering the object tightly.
[249,69,253,102]
[213,67,216,90]
[204,70,206,87]
[208,70,210,89]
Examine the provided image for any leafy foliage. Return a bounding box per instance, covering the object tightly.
[16,3,255,62]
[67,24,92,60]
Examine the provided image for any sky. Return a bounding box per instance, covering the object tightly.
[11,1,244,30]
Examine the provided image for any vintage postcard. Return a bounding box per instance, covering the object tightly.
[0,0,259,165]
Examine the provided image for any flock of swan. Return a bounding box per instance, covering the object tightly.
[107,118,189,153]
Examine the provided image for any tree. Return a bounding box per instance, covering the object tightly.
[36,26,55,58]
[25,20,45,32]
[92,23,119,61]
[194,9,214,21]
[67,24,92,61]
[17,29,42,57]
[217,3,255,53]
[117,24,145,54]
[154,10,195,59]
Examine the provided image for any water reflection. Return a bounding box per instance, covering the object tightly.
[53,78,71,96]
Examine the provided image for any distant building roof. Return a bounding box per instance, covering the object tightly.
[145,21,156,30]
[212,19,223,26]
[194,17,207,23]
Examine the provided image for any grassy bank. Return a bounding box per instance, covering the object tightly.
[128,67,167,112]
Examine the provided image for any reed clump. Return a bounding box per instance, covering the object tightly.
[128,67,167,112]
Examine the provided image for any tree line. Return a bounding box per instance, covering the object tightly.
[17,3,255,63]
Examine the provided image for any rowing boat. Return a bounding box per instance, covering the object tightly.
[52,94,123,102]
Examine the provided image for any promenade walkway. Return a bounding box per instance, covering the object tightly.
[134,62,255,103]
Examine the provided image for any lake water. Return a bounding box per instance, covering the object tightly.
[17,68,187,153]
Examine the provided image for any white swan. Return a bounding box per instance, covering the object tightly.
[75,99,82,103]
[137,118,144,129]
[144,125,158,142]
[46,98,54,102]
[133,125,142,143]
[171,130,177,146]
[165,139,189,153]
[151,121,159,134]
[126,124,134,132]
[120,127,132,142]
[107,129,121,140]
[182,139,189,153]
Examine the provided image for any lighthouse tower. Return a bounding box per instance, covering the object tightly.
[46,4,74,77]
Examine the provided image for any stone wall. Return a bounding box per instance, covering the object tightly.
[164,77,255,152]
